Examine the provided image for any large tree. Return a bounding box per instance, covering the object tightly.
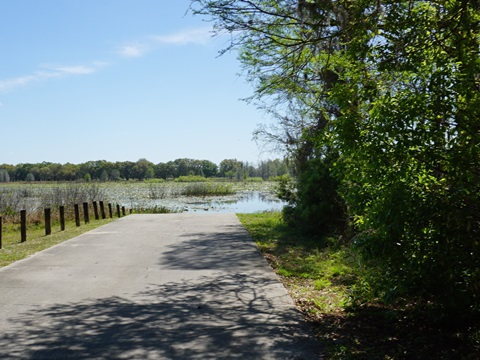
[191,0,480,314]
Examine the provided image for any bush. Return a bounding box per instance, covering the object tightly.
[181,183,235,197]
[282,157,348,237]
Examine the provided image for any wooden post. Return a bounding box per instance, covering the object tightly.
[99,201,106,219]
[121,206,126,216]
[20,210,27,243]
[74,204,81,227]
[60,206,65,231]
[116,204,121,218]
[93,201,99,220]
[83,202,90,224]
[44,208,51,236]
[0,216,2,250]
[108,203,113,218]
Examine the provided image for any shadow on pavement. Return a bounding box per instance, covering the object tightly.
[159,226,266,271]
[0,272,321,359]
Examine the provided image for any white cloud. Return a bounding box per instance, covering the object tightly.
[48,65,95,75]
[118,43,149,58]
[0,72,55,93]
[43,62,108,75]
[0,62,107,94]
[116,27,213,58]
[151,27,213,46]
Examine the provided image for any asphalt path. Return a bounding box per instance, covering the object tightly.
[0,213,322,359]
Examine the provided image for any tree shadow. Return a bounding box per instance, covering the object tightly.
[158,224,269,271]
[0,272,321,359]
[0,214,323,358]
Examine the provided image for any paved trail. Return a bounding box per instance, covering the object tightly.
[0,214,322,359]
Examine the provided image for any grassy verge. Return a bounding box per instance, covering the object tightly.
[238,212,480,359]
[0,218,114,267]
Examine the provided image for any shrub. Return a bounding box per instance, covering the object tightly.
[181,183,234,197]
[174,175,208,183]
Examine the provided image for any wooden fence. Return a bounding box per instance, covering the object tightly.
[0,201,130,249]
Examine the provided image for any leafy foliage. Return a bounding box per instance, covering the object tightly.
[192,0,480,317]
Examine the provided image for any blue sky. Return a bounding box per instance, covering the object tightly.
[0,0,276,166]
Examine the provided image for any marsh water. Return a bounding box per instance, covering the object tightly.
[164,191,285,213]
[0,181,286,214]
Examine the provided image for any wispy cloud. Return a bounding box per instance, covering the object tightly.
[116,27,214,59]
[0,72,56,93]
[0,62,107,94]
[118,43,149,58]
[0,26,215,94]
[45,64,104,75]
[151,27,213,46]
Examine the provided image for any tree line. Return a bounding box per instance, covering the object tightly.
[0,158,289,182]
[191,0,480,319]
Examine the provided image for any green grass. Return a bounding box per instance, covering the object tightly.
[181,183,235,197]
[237,211,480,359]
[238,212,359,315]
[0,218,114,267]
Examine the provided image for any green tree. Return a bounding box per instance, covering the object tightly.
[219,159,241,178]
[110,169,121,181]
[200,160,218,178]
[100,170,109,182]
[25,173,35,182]
[0,169,10,182]
[84,173,92,182]
[192,0,480,316]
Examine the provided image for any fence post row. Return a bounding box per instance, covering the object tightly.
[44,208,52,236]
[20,210,27,243]
[60,206,65,231]
[0,200,129,247]
[74,204,81,227]
[83,202,90,224]
[99,201,106,219]
[93,201,99,221]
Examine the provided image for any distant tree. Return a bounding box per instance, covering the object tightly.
[60,163,80,181]
[100,170,109,182]
[145,167,155,180]
[200,160,218,178]
[224,170,236,179]
[0,169,10,182]
[154,162,169,179]
[15,163,34,182]
[132,158,155,180]
[0,164,16,180]
[110,169,121,181]
[120,161,135,181]
[219,159,241,178]
[84,173,92,182]
[25,173,35,182]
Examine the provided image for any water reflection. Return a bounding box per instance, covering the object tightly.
[184,191,286,213]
